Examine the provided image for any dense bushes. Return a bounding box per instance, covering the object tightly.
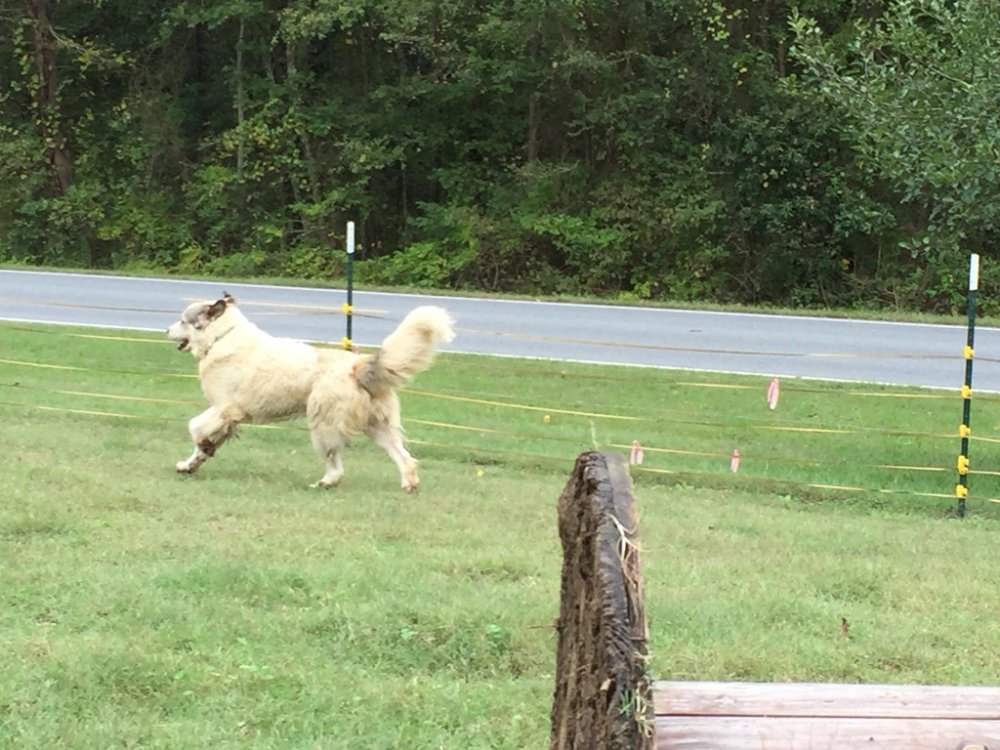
[2,0,995,312]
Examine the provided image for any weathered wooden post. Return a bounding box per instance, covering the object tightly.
[550,452,1000,747]
[551,451,654,750]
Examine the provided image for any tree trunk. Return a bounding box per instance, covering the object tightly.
[235,16,246,180]
[527,92,541,162]
[23,0,73,194]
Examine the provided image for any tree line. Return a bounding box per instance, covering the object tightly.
[2,0,996,312]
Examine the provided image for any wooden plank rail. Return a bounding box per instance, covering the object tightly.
[654,680,1000,749]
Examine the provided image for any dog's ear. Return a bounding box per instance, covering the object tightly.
[222,291,237,305]
[206,299,228,320]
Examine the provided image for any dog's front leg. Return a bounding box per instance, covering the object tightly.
[177,406,237,474]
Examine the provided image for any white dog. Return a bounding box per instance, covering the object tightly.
[166,293,454,490]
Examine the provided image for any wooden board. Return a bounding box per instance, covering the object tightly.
[654,681,1000,749]
[654,680,1000,719]
[655,716,999,749]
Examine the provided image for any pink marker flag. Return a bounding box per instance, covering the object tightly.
[730,449,740,473]
[767,378,780,410]
[629,440,644,465]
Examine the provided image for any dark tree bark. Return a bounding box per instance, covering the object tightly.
[23,0,73,194]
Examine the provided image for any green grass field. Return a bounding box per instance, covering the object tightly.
[3,320,1000,749]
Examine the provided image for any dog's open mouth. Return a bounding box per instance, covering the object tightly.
[176,338,191,353]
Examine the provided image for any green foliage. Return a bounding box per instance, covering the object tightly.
[791,0,1000,311]
[0,131,56,263]
[518,211,627,295]
[362,203,479,288]
[365,239,470,288]
[0,0,990,311]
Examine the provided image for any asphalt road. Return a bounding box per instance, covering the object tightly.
[1,269,996,391]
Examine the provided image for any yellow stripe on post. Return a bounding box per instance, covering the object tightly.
[957,455,970,475]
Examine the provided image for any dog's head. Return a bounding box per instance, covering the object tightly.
[166,292,238,358]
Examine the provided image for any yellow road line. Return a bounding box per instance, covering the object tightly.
[762,425,854,435]
[55,389,199,406]
[849,391,952,399]
[19,403,149,420]
[69,333,168,344]
[0,298,175,314]
[677,382,757,390]
[455,325,804,357]
[0,357,85,371]
[631,466,678,475]
[183,297,387,316]
[404,388,641,421]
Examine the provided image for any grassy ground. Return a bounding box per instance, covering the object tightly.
[3,321,1000,749]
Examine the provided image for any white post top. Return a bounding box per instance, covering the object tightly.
[970,253,980,291]
[346,221,355,255]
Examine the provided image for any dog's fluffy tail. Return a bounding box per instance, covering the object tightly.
[355,306,455,395]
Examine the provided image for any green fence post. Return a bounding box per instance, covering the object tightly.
[342,221,355,350]
[956,253,980,517]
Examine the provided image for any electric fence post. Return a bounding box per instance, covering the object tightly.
[342,221,355,350]
[956,253,980,518]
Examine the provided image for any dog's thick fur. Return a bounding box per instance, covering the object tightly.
[166,293,454,490]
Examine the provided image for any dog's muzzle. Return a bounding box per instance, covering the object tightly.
[166,322,192,353]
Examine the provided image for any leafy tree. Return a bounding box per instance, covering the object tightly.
[2,0,982,313]
[791,0,1000,311]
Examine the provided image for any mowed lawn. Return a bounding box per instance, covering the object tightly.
[3,321,1000,749]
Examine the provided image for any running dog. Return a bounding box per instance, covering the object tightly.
[166,293,454,490]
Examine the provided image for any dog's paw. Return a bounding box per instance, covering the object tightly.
[311,478,341,489]
[402,482,420,494]
[176,461,196,474]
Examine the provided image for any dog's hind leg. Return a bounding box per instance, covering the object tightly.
[177,406,237,474]
[310,427,347,488]
[368,421,419,493]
